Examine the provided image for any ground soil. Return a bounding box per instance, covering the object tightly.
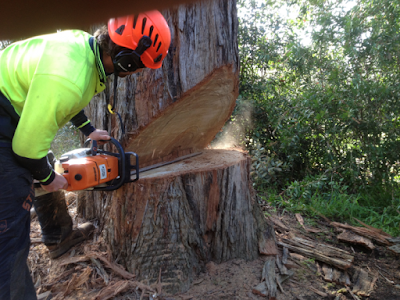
[29,192,400,300]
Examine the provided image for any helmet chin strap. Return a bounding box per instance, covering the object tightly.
[107,36,152,138]
[108,70,119,115]
[108,72,126,138]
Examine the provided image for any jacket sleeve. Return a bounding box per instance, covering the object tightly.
[12,74,84,184]
[70,110,96,136]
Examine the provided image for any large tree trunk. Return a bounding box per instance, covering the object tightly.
[85,0,240,159]
[79,0,276,294]
[79,149,277,293]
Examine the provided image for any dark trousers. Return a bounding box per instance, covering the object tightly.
[0,146,37,300]
[33,151,73,245]
[34,191,73,245]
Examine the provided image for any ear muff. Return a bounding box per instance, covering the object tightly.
[112,35,152,73]
[113,50,144,73]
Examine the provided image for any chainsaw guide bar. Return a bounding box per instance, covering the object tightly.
[35,151,202,197]
[131,151,202,179]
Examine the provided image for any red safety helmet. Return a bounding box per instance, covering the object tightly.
[108,11,171,69]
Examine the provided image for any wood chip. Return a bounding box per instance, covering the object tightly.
[282,247,289,264]
[388,244,400,255]
[91,257,109,284]
[259,224,279,255]
[276,269,295,286]
[295,213,322,233]
[275,255,288,275]
[252,282,268,297]
[268,215,289,231]
[179,295,195,300]
[95,280,155,300]
[346,286,361,300]
[333,268,351,286]
[309,286,328,297]
[337,230,375,250]
[352,267,377,297]
[353,218,391,237]
[290,253,306,261]
[87,251,135,280]
[278,236,354,270]
[387,237,400,244]
[59,255,90,266]
[262,257,277,299]
[322,264,333,282]
[64,266,92,296]
[331,222,391,245]
[321,264,351,285]
[37,291,51,300]
[30,238,42,244]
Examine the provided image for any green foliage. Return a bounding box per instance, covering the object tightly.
[237,0,400,189]
[250,142,290,189]
[263,180,400,236]
[235,0,400,235]
[50,124,81,159]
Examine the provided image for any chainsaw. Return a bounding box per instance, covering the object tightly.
[33,137,139,196]
[34,138,202,197]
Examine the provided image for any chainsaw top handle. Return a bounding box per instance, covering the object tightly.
[84,137,139,191]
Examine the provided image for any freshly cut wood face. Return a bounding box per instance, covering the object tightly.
[125,66,237,167]
[139,148,247,179]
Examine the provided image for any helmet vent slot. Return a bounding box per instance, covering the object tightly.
[115,25,125,35]
[154,54,163,63]
[142,18,147,34]
[156,42,162,52]
[149,26,154,38]
[153,34,159,47]
[133,15,139,29]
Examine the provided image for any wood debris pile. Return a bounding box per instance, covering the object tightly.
[28,193,162,300]
[252,212,400,300]
[28,192,400,299]
[29,241,161,300]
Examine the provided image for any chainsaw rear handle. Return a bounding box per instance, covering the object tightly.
[84,137,139,191]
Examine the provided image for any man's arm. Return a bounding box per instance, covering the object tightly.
[70,110,96,136]
[70,110,111,141]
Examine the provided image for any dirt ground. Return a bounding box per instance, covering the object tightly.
[29,192,400,300]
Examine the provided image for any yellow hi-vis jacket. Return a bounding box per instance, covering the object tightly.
[0,30,106,184]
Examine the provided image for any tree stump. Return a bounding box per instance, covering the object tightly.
[78,0,277,294]
[78,149,276,293]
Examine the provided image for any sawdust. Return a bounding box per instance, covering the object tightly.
[28,193,400,300]
[140,148,248,179]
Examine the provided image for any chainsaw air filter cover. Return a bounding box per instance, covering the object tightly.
[61,154,119,191]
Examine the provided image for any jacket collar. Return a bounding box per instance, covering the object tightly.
[89,37,106,84]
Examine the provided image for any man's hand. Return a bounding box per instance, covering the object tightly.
[88,129,111,142]
[41,172,68,192]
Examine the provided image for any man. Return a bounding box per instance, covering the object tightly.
[0,10,171,300]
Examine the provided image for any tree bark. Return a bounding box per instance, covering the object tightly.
[84,0,240,166]
[79,149,270,293]
[78,0,276,294]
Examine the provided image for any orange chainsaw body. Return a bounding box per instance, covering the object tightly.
[62,155,119,191]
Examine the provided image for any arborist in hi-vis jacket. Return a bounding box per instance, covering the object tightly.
[0,11,170,300]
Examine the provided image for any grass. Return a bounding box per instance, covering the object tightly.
[261,184,400,237]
